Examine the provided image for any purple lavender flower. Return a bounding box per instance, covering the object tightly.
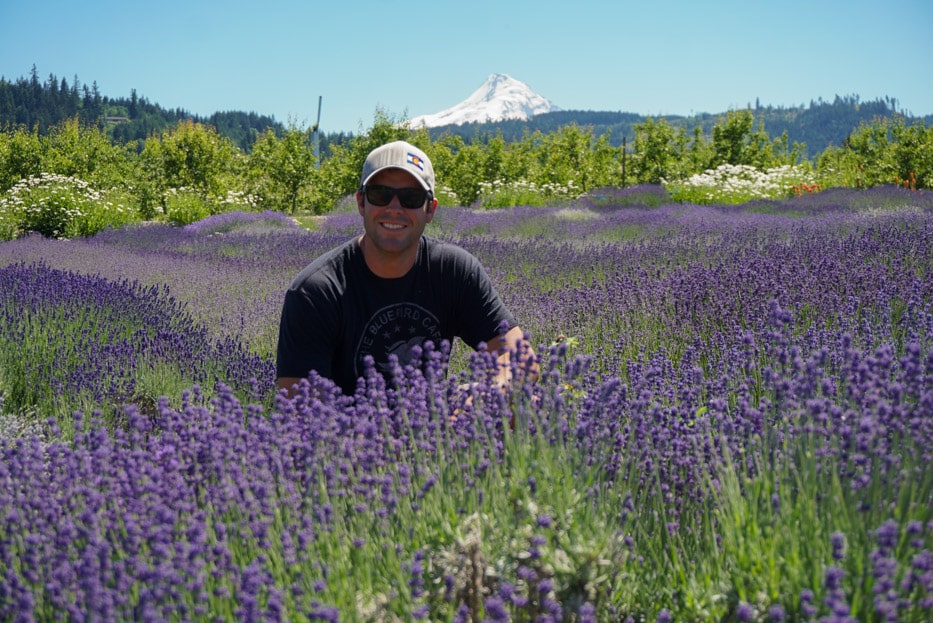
[308,605,340,622]
[736,602,755,621]
[767,603,786,622]
[484,596,510,622]
[453,603,471,623]
[543,597,563,619]
[875,520,899,550]
[831,532,847,561]
[516,565,537,583]
[408,550,425,598]
[797,589,816,618]
[825,565,846,591]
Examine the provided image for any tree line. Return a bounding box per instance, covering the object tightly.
[2,106,930,230]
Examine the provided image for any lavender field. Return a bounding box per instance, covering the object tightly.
[0,186,931,622]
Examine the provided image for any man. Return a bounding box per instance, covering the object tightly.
[276,139,536,397]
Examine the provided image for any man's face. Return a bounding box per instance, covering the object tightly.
[357,168,437,260]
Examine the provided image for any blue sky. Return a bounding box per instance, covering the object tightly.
[2,0,931,134]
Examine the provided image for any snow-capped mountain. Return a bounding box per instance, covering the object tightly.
[408,73,560,128]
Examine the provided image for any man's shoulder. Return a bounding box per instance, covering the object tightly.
[422,236,479,264]
[290,237,361,290]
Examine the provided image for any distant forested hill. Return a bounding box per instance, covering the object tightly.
[0,68,285,151]
[0,67,347,152]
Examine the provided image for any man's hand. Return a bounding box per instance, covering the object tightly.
[485,326,540,391]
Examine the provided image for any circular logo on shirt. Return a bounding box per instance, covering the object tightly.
[355,303,443,377]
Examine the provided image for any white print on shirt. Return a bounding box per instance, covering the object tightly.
[355,303,443,376]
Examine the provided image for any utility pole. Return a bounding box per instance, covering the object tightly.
[311,96,322,169]
[621,135,627,188]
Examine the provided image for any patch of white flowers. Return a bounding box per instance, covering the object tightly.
[221,189,260,210]
[0,173,130,240]
[665,164,817,204]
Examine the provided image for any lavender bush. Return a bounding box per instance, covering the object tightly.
[0,261,272,430]
[0,187,931,621]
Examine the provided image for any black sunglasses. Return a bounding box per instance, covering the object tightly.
[363,185,431,209]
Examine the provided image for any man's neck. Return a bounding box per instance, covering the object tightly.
[358,235,420,279]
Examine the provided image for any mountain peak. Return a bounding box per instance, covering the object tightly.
[408,73,559,128]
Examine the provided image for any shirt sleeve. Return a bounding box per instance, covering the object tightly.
[275,285,339,381]
[455,252,517,349]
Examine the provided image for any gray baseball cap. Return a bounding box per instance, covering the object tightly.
[360,140,435,193]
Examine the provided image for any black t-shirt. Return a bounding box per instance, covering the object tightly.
[276,235,516,395]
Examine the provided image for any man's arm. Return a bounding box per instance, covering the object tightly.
[276,282,340,399]
[485,325,539,390]
[276,376,304,398]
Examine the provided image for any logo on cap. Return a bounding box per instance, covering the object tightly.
[406,153,425,171]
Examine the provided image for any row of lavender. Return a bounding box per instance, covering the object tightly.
[0,187,931,621]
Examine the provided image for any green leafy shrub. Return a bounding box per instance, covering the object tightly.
[163,187,214,226]
[72,188,138,237]
[247,127,316,213]
[161,188,258,227]
[136,120,246,217]
[0,126,43,193]
[478,179,584,208]
[816,117,933,190]
[41,117,137,190]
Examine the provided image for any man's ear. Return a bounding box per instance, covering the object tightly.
[356,190,365,215]
[425,197,438,222]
